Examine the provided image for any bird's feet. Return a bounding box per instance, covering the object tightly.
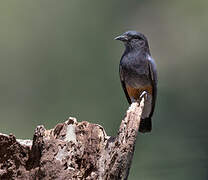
[138,91,147,105]
[140,91,147,99]
[131,91,147,105]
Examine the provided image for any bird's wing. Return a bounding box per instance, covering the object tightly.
[119,65,132,104]
[147,55,158,117]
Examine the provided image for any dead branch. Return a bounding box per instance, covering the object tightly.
[0,98,144,180]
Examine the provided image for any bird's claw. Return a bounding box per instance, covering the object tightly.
[139,91,147,101]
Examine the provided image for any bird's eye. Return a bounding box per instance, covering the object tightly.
[132,35,143,40]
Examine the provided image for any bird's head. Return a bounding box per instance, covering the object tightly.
[115,31,149,51]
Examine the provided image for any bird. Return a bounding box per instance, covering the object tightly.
[115,31,157,133]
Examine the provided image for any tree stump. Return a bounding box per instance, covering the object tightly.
[0,98,144,180]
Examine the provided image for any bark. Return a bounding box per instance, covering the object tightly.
[0,98,144,180]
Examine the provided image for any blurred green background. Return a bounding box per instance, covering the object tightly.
[0,0,207,179]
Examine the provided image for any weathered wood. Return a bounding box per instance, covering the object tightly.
[0,98,144,180]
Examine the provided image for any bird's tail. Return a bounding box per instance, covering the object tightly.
[139,118,152,133]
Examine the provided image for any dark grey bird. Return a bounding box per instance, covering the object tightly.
[115,31,157,133]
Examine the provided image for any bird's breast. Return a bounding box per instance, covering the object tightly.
[120,56,151,88]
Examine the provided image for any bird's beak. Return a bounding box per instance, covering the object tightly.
[114,35,128,41]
